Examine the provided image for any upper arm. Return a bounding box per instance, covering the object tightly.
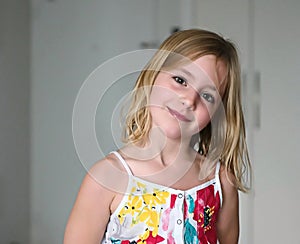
[64,171,114,244]
[217,169,239,244]
[64,155,129,244]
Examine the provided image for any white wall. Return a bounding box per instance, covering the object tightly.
[0,0,30,243]
[195,0,300,243]
[195,0,300,242]
[253,0,300,242]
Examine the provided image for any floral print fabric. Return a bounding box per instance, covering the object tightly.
[102,154,222,244]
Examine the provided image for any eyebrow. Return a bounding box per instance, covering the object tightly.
[203,85,217,91]
[177,68,195,79]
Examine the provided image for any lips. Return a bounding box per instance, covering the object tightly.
[167,107,191,122]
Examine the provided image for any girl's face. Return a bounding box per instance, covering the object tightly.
[149,55,227,140]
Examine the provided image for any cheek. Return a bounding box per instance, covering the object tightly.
[194,100,223,132]
[194,104,216,130]
[195,111,211,131]
[149,85,174,106]
[149,87,160,105]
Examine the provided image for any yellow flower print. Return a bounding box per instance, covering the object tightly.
[130,181,147,196]
[139,206,160,237]
[139,206,153,222]
[138,228,150,243]
[142,189,170,208]
[118,196,143,224]
[127,195,143,216]
[118,205,130,224]
[199,206,215,232]
[147,211,160,237]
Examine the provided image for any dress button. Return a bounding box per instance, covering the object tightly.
[178,193,183,198]
[177,219,182,225]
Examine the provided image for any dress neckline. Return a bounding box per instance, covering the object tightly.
[131,174,217,193]
[111,151,220,194]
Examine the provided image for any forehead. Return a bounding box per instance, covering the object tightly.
[186,55,227,87]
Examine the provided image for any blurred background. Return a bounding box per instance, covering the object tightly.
[1,0,299,243]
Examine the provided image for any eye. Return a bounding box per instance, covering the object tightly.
[172,76,187,86]
[201,93,215,104]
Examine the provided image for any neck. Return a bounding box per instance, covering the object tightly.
[120,128,202,187]
[123,127,197,166]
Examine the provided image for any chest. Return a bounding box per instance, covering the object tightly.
[106,177,221,244]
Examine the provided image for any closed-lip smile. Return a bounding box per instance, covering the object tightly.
[167,107,191,122]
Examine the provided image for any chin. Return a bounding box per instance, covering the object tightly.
[163,126,190,141]
[152,124,181,141]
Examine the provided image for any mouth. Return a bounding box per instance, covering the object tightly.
[167,107,191,122]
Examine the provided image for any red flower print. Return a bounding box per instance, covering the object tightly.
[193,184,220,244]
[137,231,164,244]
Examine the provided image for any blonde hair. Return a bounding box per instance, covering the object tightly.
[123,29,251,192]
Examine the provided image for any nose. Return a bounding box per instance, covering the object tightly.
[180,88,199,110]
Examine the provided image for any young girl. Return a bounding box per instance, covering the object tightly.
[64,29,251,244]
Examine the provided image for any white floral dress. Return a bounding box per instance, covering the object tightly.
[101,151,222,244]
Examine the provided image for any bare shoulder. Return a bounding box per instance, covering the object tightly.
[64,153,128,243]
[88,152,129,194]
[219,165,238,197]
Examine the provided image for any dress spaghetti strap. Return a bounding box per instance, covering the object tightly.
[111,151,133,176]
[215,161,223,206]
[215,161,221,177]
